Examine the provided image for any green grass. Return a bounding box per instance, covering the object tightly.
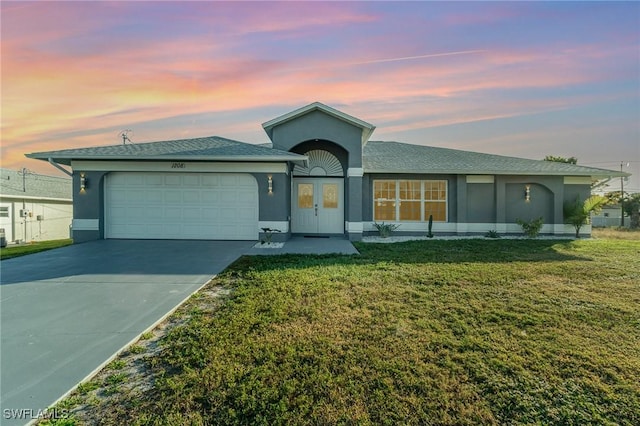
[0,239,72,259]
[73,238,640,425]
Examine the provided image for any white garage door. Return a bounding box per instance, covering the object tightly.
[106,172,258,240]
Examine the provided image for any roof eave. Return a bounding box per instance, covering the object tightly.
[0,194,72,202]
[27,154,308,166]
[364,169,629,178]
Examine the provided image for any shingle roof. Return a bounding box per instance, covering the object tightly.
[26,136,306,166]
[0,168,72,200]
[25,134,626,179]
[363,141,628,178]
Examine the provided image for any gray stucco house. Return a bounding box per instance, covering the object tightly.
[26,102,627,243]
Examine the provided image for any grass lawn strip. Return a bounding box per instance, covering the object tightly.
[41,236,639,425]
[0,239,72,259]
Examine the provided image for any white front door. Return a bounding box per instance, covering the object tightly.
[292,178,344,234]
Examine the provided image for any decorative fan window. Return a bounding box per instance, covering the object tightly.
[293,150,343,177]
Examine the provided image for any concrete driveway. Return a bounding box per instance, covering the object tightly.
[0,239,253,425]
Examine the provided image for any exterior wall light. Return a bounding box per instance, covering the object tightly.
[268,175,273,195]
[525,185,531,202]
[80,174,87,192]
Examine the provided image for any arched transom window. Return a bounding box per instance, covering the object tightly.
[293,150,343,177]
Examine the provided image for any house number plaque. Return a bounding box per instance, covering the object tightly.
[171,162,186,169]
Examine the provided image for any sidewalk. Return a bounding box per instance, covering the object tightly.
[245,237,359,255]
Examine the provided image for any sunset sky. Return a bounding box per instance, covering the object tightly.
[2,1,639,193]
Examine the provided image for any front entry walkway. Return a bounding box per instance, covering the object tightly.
[246,236,359,255]
[0,240,254,426]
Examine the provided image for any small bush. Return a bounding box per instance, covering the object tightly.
[516,217,544,238]
[373,222,400,238]
[485,230,500,239]
[76,381,100,395]
[107,359,126,370]
[128,345,145,355]
[140,332,154,340]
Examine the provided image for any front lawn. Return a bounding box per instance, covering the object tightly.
[0,239,72,259]
[50,238,640,425]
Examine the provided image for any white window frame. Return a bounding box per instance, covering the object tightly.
[373,179,448,222]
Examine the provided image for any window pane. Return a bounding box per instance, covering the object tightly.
[374,200,396,221]
[374,180,396,200]
[323,184,338,208]
[424,180,447,201]
[374,181,396,220]
[424,201,446,221]
[399,201,421,221]
[399,180,420,200]
[298,183,314,208]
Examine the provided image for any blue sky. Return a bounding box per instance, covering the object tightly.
[2,1,638,192]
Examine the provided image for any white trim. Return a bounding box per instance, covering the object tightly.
[345,221,363,233]
[72,161,288,174]
[372,179,448,223]
[564,176,592,185]
[365,222,455,232]
[347,167,364,177]
[0,195,71,203]
[456,223,468,233]
[363,221,580,236]
[72,219,99,231]
[258,221,289,233]
[466,175,494,184]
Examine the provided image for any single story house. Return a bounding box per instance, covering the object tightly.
[0,168,73,244]
[591,204,629,228]
[26,102,629,243]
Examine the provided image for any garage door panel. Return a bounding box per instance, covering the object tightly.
[183,191,200,203]
[164,207,182,219]
[106,172,258,240]
[201,192,218,203]
[164,175,182,185]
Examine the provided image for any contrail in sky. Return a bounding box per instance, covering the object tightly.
[346,49,486,66]
[287,49,486,71]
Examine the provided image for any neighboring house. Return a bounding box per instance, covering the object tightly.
[0,168,72,243]
[25,102,629,243]
[591,205,627,228]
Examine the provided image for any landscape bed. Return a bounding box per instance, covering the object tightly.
[43,235,639,425]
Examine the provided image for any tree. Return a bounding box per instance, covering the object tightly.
[544,155,578,164]
[563,195,608,238]
[622,193,640,229]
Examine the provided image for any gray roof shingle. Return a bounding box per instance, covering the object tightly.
[26,136,306,165]
[25,134,625,179]
[0,169,72,200]
[363,141,626,177]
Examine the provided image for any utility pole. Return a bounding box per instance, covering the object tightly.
[620,162,629,227]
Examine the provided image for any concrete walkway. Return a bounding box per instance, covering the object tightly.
[0,240,254,426]
[245,236,359,255]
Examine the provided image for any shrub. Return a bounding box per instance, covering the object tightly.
[564,195,608,238]
[485,230,500,239]
[516,217,544,238]
[373,222,400,238]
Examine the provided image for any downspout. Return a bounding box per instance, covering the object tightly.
[48,158,73,177]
